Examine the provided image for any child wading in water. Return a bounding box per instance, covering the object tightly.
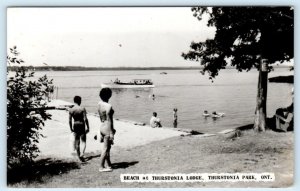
[173,108,178,128]
[97,88,116,172]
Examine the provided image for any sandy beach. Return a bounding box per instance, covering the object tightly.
[38,99,188,158]
[8,99,293,188]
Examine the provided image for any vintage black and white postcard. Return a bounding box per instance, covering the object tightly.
[6,6,294,188]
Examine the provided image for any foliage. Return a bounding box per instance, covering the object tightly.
[7,46,53,167]
[182,7,294,79]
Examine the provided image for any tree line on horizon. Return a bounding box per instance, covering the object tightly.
[7,64,292,72]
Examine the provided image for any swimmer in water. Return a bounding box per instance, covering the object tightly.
[202,110,210,117]
[211,111,225,118]
[149,94,155,100]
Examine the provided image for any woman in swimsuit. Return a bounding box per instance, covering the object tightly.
[98,88,116,172]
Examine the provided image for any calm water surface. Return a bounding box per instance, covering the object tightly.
[35,68,293,133]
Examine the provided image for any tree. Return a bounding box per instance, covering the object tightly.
[7,46,53,167]
[182,7,293,131]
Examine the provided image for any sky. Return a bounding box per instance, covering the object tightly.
[7,7,216,67]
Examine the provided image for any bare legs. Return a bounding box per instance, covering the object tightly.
[99,135,112,171]
[80,135,86,157]
[74,134,86,162]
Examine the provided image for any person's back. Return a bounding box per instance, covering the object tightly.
[97,87,115,172]
[150,112,161,128]
[70,105,85,122]
[70,104,87,134]
[150,116,156,128]
[69,96,89,162]
[98,101,114,135]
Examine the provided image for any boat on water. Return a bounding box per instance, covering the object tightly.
[101,78,155,89]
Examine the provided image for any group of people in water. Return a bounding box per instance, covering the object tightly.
[149,108,224,129]
[203,110,225,118]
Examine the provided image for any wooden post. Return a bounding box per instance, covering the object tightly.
[254,58,268,132]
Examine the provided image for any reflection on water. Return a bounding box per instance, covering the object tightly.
[34,68,293,133]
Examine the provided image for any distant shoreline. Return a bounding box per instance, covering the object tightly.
[8,66,202,71]
[7,65,292,72]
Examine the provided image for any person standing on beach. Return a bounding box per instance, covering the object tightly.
[98,88,116,172]
[69,96,90,162]
[173,108,178,128]
[150,112,162,128]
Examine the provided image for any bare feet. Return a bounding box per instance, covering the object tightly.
[79,156,85,162]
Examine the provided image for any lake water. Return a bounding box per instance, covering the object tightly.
[34,68,293,133]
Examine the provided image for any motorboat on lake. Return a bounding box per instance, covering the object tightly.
[101,78,155,89]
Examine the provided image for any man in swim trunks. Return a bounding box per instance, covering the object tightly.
[98,88,116,172]
[69,96,89,162]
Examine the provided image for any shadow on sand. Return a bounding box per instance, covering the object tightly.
[84,154,101,162]
[82,152,138,169]
[7,158,80,185]
[112,161,139,169]
[84,154,139,169]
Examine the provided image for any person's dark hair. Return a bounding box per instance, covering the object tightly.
[99,88,112,102]
[74,96,81,105]
[153,112,157,117]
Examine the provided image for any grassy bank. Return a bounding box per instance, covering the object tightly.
[8,129,293,188]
